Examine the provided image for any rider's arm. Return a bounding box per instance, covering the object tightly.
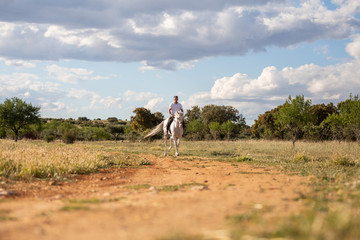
[169,105,174,117]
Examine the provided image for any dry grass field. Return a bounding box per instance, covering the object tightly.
[0,139,359,239]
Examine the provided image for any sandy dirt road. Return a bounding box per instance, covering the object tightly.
[0,155,309,240]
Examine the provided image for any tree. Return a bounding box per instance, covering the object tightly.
[185,106,201,122]
[58,122,79,144]
[106,124,125,142]
[0,97,41,141]
[251,106,285,139]
[221,120,236,141]
[186,119,206,140]
[153,112,164,124]
[81,127,111,141]
[209,122,221,140]
[309,103,337,125]
[275,95,314,147]
[41,120,59,142]
[107,117,118,123]
[322,113,344,143]
[78,117,89,122]
[299,103,337,141]
[124,124,139,142]
[201,105,242,125]
[337,94,360,142]
[131,108,163,132]
[0,125,6,139]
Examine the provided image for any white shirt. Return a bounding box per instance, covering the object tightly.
[169,102,183,115]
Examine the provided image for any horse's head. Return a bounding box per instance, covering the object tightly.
[174,111,184,121]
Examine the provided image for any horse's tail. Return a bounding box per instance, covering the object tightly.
[144,120,164,138]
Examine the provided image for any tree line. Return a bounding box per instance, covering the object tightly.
[0,97,134,143]
[251,94,360,146]
[1,95,359,144]
[0,98,250,143]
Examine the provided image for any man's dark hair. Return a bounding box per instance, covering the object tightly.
[174,96,178,98]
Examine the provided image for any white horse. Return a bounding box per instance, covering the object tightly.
[144,111,184,156]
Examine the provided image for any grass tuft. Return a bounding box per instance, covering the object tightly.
[157,233,204,240]
[235,156,253,162]
[0,209,16,221]
[332,154,356,167]
[60,205,90,211]
[0,140,143,180]
[293,152,312,162]
[126,184,151,190]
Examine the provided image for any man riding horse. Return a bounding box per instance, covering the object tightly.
[144,95,185,156]
[166,96,183,133]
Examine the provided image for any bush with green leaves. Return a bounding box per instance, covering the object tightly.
[186,119,207,140]
[275,95,314,147]
[41,129,56,142]
[209,121,221,140]
[0,97,41,142]
[124,125,140,142]
[106,124,125,142]
[81,127,111,141]
[221,120,237,140]
[62,129,78,144]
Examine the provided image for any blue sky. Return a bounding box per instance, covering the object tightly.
[0,0,360,124]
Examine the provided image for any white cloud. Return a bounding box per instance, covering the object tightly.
[123,90,164,111]
[46,64,109,84]
[204,59,360,102]
[144,97,164,110]
[139,59,198,71]
[0,73,63,99]
[0,69,123,117]
[187,34,360,122]
[0,1,358,69]
[0,58,36,68]
[124,90,159,101]
[66,88,123,110]
[44,25,121,48]
[128,13,180,36]
[346,34,360,59]
[66,88,97,99]
[41,101,66,112]
[184,92,211,108]
[98,96,122,109]
[210,67,282,100]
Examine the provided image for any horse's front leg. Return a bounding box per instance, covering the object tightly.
[177,138,181,149]
[164,135,167,156]
[168,135,173,150]
[173,137,179,156]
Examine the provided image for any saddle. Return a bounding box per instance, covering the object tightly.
[166,116,185,134]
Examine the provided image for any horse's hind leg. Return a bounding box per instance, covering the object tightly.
[164,135,168,156]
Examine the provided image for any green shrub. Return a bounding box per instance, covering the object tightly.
[236,156,253,162]
[0,159,21,178]
[41,129,56,142]
[333,154,356,167]
[293,152,311,162]
[62,130,77,144]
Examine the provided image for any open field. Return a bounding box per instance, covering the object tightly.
[0,139,360,240]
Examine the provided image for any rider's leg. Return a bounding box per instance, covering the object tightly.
[166,116,173,133]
